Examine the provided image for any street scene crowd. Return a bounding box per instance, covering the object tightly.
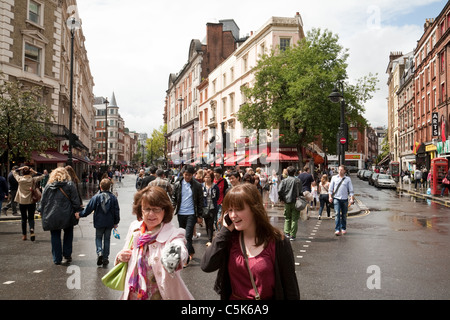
[0,160,360,300]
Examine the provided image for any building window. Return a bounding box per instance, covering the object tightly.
[222,97,227,118]
[229,93,235,114]
[280,38,291,52]
[242,54,248,72]
[24,43,41,75]
[28,1,41,25]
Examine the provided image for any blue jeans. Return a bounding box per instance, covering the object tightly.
[50,226,74,264]
[333,198,348,232]
[177,214,197,255]
[95,227,112,259]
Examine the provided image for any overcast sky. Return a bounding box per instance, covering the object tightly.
[76,0,446,136]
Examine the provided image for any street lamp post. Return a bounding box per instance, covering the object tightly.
[66,15,81,167]
[329,81,347,167]
[104,97,109,168]
[178,97,183,168]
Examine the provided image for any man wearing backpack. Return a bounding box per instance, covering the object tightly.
[278,166,302,241]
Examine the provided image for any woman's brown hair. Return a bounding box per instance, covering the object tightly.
[133,185,174,223]
[222,183,283,247]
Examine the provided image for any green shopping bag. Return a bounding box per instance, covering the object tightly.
[101,261,128,291]
[101,234,133,291]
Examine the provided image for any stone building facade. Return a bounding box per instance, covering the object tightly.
[0,0,95,172]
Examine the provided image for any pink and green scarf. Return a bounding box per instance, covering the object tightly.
[128,223,161,300]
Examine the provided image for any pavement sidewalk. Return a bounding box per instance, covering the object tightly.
[265,200,362,218]
[396,181,450,208]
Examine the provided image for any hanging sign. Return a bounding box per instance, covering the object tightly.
[432,112,439,137]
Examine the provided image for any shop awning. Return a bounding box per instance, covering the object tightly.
[32,151,67,163]
[238,154,262,166]
[266,151,298,162]
[224,154,244,166]
[378,154,391,167]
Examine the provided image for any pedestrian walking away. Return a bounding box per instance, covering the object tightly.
[328,165,354,236]
[318,174,331,219]
[115,186,193,300]
[172,164,203,266]
[38,167,82,264]
[77,178,120,267]
[277,166,302,241]
[13,166,45,241]
[201,183,300,300]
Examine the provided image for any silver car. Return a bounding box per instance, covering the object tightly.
[375,174,397,189]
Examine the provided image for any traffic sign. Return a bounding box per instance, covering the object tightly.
[340,137,347,144]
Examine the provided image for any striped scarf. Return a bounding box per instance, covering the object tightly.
[128,223,160,300]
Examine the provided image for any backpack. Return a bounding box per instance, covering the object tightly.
[136,177,143,190]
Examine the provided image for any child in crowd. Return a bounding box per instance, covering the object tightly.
[77,178,120,266]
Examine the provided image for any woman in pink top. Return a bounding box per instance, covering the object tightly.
[201,183,299,300]
[115,186,193,300]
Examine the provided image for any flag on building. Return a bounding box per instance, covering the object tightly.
[412,141,420,154]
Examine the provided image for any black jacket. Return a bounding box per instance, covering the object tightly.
[39,181,81,231]
[201,227,300,300]
[172,178,203,218]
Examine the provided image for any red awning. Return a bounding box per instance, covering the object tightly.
[266,151,298,162]
[224,155,244,166]
[31,151,67,163]
[238,154,262,166]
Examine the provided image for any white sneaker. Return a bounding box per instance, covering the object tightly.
[341,230,347,235]
[335,230,341,236]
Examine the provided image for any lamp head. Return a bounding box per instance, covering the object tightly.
[328,87,343,103]
[67,16,81,31]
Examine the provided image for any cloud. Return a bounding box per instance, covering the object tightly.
[76,0,445,134]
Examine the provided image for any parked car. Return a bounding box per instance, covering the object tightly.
[369,172,379,186]
[362,170,372,181]
[374,174,397,189]
[358,170,366,179]
[347,166,358,173]
[357,170,363,178]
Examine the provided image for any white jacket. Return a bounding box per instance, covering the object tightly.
[116,220,194,300]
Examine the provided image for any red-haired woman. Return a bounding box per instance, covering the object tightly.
[201,183,299,300]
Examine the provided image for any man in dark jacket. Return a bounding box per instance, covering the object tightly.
[2,166,19,216]
[172,164,203,266]
[278,166,302,240]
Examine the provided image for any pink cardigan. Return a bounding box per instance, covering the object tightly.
[115,220,194,300]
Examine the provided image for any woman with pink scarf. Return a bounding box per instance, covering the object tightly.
[115,186,193,300]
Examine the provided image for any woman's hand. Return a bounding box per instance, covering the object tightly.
[117,249,132,263]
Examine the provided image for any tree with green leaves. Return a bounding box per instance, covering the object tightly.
[237,28,378,167]
[0,75,55,169]
[146,124,167,165]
